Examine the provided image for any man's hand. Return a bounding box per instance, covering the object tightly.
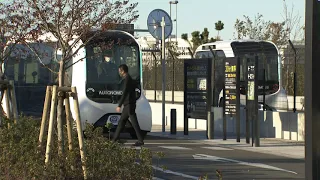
[116,107,121,112]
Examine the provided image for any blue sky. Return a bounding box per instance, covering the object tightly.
[132,0,305,40]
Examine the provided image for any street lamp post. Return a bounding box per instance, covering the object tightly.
[169,1,178,44]
[169,1,178,104]
[175,1,178,44]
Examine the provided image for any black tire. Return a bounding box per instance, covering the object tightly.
[129,129,148,139]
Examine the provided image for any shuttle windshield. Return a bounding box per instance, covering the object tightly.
[84,32,141,103]
[86,45,139,84]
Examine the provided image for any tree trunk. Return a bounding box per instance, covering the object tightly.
[57,60,65,156]
[0,66,4,122]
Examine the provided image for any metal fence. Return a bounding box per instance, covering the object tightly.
[282,42,305,112]
[282,64,305,96]
[143,58,185,103]
[143,58,185,91]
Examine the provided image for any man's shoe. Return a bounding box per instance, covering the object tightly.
[132,141,144,146]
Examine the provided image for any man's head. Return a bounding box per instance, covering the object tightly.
[118,64,128,77]
[104,55,112,62]
[104,50,113,63]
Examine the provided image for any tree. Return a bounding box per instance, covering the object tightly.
[22,0,138,86]
[0,2,38,118]
[166,41,181,59]
[233,13,292,48]
[181,31,199,54]
[233,13,271,41]
[181,28,216,55]
[181,33,188,41]
[181,33,195,56]
[282,0,304,41]
[215,20,224,40]
[264,22,287,47]
[234,19,246,39]
[14,0,139,163]
[181,33,192,47]
[201,28,209,43]
[279,0,304,95]
[233,0,304,47]
[191,31,202,52]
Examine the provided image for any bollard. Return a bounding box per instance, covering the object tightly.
[166,116,168,126]
[170,109,177,134]
[207,111,214,139]
[184,115,188,135]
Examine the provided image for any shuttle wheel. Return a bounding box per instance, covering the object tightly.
[129,129,148,139]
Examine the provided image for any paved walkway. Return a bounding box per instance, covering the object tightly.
[149,125,305,160]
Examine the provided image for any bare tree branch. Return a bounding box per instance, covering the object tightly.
[13,0,139,86]
[0,1,39,74]
[23,42,58,74]
[64,56,86,70]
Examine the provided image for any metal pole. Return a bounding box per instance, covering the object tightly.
[170,109,176,134]
[247,57,255,146]
[169,3,174,104]
[288,40,297,113]
[172,60,175,104]
[183,60,188,135]
[154,54,157,102]
[246,79,250,144]
[293,71,297,112]
[263,69,266,110]
[168,49,175,104]
[176,3,178,45]
[223,82,226,140]
[254,56,260,147]
[236,57,240,142]
[293,62,297,113]
[207,58,213,139]
[208,47,215,139]
[169,3,172,43]
[161,17,166,133]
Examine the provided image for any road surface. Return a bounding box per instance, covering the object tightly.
[122,135,305,180]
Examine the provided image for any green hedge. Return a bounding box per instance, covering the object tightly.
[0,117,153,180]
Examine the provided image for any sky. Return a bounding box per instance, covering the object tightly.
[131,0,305,40]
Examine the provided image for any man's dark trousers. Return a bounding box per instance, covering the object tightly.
[112,104,144,142]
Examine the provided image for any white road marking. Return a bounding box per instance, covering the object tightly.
[135,162,199,180]
[152,166,199,180]
[124,143,202,145]
[159,146,192,150]
[193,154,298,174]
[201,147,233,151]
[123,146,142,150]
[152,177,166,180]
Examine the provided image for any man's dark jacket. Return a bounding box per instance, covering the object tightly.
[118,74,136,107]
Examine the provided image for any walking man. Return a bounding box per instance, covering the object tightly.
[112,64,144,146]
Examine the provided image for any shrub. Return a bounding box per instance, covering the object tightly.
[0,116,153,180]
